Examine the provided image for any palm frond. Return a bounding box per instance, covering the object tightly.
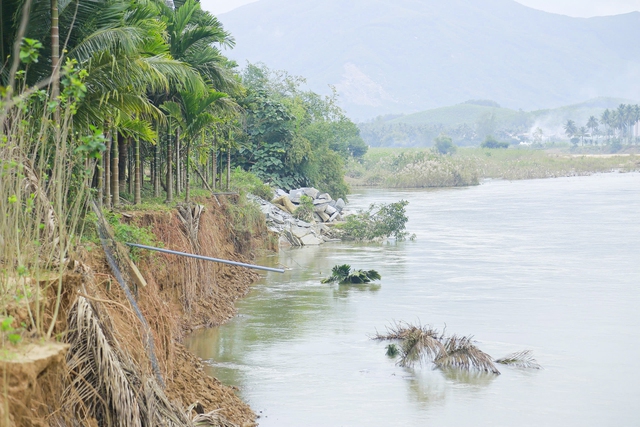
[434,335,500,375]
[65,296,142,427]
[398,327,445,368]
[495,350,541,369]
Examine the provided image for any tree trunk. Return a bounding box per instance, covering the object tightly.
[185,140,190,202]
[111,132,119,207]
[211,138,217,190]
[176,127,181,196]
[118,135,127,193]
[134,136,141,204]
[51,0,59,100]
[226,147,231,191]
[165,131,173,204]
[128,142,134,195]
[103,133,111,208]
[154,125,161,197]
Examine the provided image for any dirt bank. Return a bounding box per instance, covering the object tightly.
[2,195,269,427]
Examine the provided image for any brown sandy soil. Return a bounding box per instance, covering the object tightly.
[2,195,267,427]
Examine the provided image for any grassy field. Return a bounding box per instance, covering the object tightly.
[346,147,640,188]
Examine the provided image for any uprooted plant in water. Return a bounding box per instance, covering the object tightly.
[321,264,381,284]
[374,321,541,374]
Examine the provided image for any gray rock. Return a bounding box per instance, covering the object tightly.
[290,225,310,239]
[314,203,329,213]
[328,200,337,207]
[335,198,346,212]
[275,189,288,198]
[271,213,284,224]
[301,234,323,245]
[317,193,332,202]
[329,211,340,222]
[325,205,337,215]
[296,219,312,228]
[317,211,330,222]
[289,189,304,203]
[304,187,320,199]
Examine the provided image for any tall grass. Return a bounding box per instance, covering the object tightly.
[347,147,639,188]
[0,55,98,338]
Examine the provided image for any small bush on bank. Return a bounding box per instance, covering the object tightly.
[433,134,457,155]
[230,167,274,200]
[480,136,509,149]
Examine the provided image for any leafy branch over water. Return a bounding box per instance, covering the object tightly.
[336,200,414,241]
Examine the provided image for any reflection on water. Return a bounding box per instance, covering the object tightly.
[187,173,640,427]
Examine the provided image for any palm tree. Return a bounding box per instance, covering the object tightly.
[564,119,577,143]
[162,90,227,202]
[577,126,587,146]
[586,116,598,145]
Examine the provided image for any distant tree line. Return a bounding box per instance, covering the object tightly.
[564,104,640,146]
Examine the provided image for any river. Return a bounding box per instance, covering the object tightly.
[186,173,640,427]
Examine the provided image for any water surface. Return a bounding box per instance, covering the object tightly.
[187,173,640,427]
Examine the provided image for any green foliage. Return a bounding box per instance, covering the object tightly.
[338,200,411,241]
[1,317,22,346]
[386,344,399,357]
[480,136,509,149]
[321,264,381,284]
[236,63,363,197]
[229,167,274,200]
[105,212,158,261]
[293,195,314,222]
[433,134,457,155]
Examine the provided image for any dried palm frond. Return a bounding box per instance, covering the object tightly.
[65,296,142,427]
[398,327,445,368]
[65,296,192,427]
[434,335,500,375]
[192,409,238,427]
[373,321,443,342]
[495,350,541,369]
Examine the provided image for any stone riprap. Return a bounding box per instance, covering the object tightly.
[248,187,348,246]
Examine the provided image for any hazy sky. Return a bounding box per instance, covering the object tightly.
[200,0,640,17]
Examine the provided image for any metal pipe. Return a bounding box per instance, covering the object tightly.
[126,243,285,273]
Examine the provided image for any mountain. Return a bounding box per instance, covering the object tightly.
[218,0,640,119]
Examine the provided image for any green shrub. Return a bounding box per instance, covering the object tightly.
[338,200,411,241]
[480,136,509,149]
[433,133,457,155]
[230,167,275,200]
[293,195,314,222]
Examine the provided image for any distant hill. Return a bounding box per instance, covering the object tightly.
[219,0,640,119]
[358,97,637,147]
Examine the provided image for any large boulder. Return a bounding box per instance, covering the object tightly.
[289,189,305,203]
[335,198,346,212]
[273,195,297,214]
[304,187,320,199]
[300,234,323,245]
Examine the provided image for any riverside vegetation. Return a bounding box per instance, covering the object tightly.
[0,0,365,426]
[347,146,640,188]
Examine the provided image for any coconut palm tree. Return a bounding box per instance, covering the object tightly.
[586,116,598,145]
[564,119,577,143]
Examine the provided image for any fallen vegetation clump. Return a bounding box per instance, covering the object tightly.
[321,264,381,284]
[374,321,541,375]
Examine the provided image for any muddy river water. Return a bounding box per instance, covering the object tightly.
[187,173,640,427]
